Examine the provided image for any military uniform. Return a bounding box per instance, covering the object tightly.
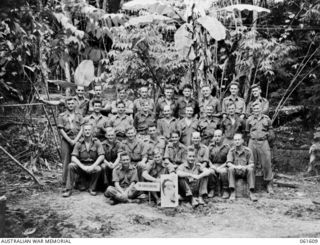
[133,98,155,114]
[222,95,246,116]
[66,137,105,191]
[73,96,89,116]
[156,97,178,119]
[143,135,167,159]
[83,114,109,141]
[88,96,108,113]
[143,160,175,180]
[246,114,274,181]
[133,110,156,135]
[198,117,220,145]
[221,115,245,146]
[109,114,133,140]
[105,165,140,203]
[110,99,134,115]
[191,144,210,165]
[100,139,122,186]
[199,95,221,119]
[176,97,199,119]
[157,117,178,140]
[226,146,255,190]
[177,162,208,198]
[163,142,187,165]
[246,97,269,117]
[57,110,83,183]
[177,117,199,146]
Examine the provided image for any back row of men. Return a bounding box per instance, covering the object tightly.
[44,82,274,206]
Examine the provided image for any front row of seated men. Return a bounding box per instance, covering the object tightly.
[62,123,258,206]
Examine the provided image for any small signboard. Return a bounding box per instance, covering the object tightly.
[161,174,178,208]
[135,182,160,192]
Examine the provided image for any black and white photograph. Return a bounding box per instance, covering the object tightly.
[1,0,320,241]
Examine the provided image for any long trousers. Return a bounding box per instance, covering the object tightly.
[228,166,255,190]
[178,177,208,197]
[65,162,101,191]
[248,139,273,181]
[208,164,229,191]
[61,138,73,184]
[105,186,140,203]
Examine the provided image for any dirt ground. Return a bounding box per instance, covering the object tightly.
[3,172,320,238]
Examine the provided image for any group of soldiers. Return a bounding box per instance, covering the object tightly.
[44,81,274,206]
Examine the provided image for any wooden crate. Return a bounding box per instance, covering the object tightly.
[235,178,249,198]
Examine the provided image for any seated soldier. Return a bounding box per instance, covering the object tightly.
[189,132,209,168]
[144,124,167,159]
[62,123,105,197]
[119,127,149,180]
[101,127,122,187]
[133,100,156,137]
[157,105,178,140]
[104,152,140,204]
[83,99,109,142]
[164,131,187,166]
[226,133,257,202]
[142,149,176,205]
[109,100,133,141]
[208,129,230,199]
[177,148,211,207]
[177,106,199,146]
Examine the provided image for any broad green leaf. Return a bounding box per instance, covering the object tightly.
[74,60,95,87]
[197,16,226,41]
[174,23,193,59]
[219,4,271,13]
[125,14,172,26]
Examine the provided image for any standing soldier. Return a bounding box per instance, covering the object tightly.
[88,84,108,114]
[221,102,245,146]
[246,102,275,194]
[164,131,187,166]
[156,84,178,119]
[83,100,109,142]
[133,85,155,115]
[198,105,220,146]
[133,101,156,138]
[144,124,167,158]
[208,129,230,199]
[109,101,133,141]
[57,97,83,184]
[157,105,178,140]
[109,86,134,116]
[246,84,269,117]
[199,85,221,119]
[176,84,199,119]
[226,133,257,201]
[222,82,246,119]
[62,124,105,197]
[177,106,199,146]
[101,127,122,187]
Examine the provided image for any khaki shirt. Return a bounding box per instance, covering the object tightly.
[176,97,199,119]
[177,118,199,146]
[198,117,220,142]
[110,99,134,115]
[83,114,109,141]
[57,111,83,137]
[164,142,187,165]
[157,117,178,140]
[222,95,246,115]
[191,143,209,164]
[72,137,105,164]
[109,114,133,136]
[144,135,167,157]
[156,97,178,119]
[112,165,138,188]
[246,97,269,117]
[101,139,122,162]
[73,96,89,116]
[133,110,156,133]
[199,95,221,118]
[133,98,155,114]
[143,160,175,179]
[221,115,245,140]
[246,114,274,140]
[177,161,204,182]
[208,142,230,164]
[120,139,148,162]
[226,146,254,166]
